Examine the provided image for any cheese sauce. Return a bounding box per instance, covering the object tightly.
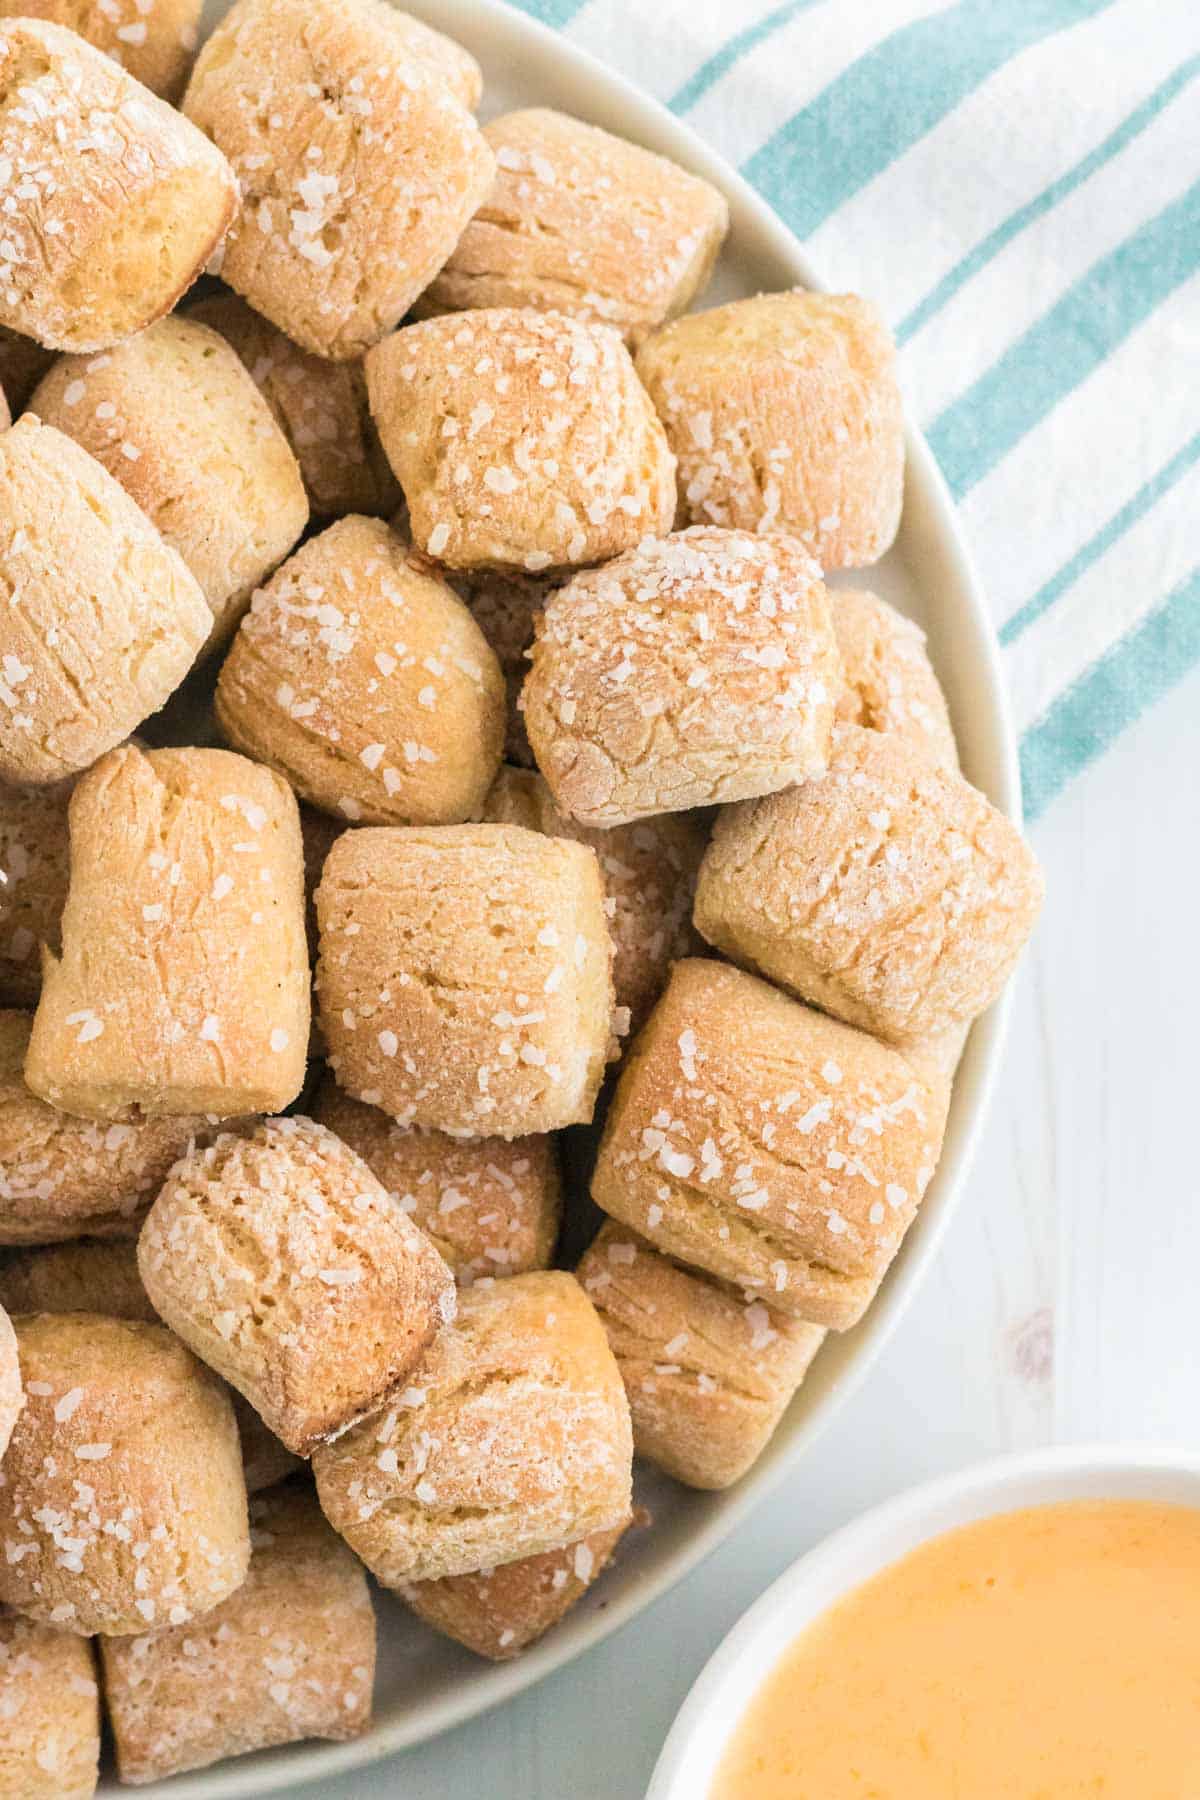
[712,1499,1200,1798]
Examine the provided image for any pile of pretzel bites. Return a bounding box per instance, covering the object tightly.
[0,4,1042,1788]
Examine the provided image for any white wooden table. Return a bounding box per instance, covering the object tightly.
[314,662,1197,1799]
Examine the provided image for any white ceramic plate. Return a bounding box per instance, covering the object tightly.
[135,1,1021,1792]
[647,1446,1200,1797]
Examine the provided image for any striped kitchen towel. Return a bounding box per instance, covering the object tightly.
[514,0,1199,820]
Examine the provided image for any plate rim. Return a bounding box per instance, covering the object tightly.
[146,1,1020,1792]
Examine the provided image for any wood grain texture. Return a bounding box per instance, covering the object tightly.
[307,663,1200,1797]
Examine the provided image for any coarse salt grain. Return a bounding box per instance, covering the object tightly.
[745,1304,775,1351]
[67,1009,103,1043]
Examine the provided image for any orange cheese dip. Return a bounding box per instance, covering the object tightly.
[712,1499,1200,1798]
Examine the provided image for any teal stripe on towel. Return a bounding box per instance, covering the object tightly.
[513,0,589,27]
[1020,564,1200,818]
[670,0,827,114]
[898,55,1200,346]
[742,0,1109,240]
[928,179,1200,500]
[1002,432,1200,646]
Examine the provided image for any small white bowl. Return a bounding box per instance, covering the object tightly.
[647,1445,1200,1799]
